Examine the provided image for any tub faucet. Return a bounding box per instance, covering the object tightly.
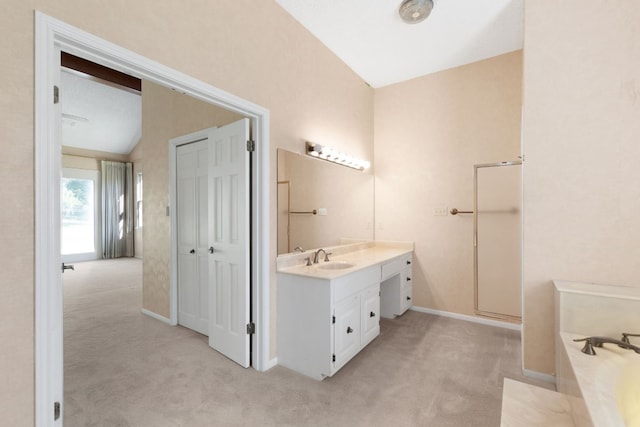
[573,336,640,355]
[313,249,331,263]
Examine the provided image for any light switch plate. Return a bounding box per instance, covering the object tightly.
[433,207,448,216]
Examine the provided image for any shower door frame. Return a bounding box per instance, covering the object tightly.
[473,160,522,323]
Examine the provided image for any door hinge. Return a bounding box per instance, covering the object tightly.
[246,140,255,152]
[332,354,336,363]
[54,402,61,421]
[53,85,59,104]
[246,322,256,335]
[332,315,336,324]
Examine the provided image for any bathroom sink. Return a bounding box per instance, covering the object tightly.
[317,261,355,270]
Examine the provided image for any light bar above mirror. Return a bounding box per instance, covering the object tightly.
[306,141,370,171]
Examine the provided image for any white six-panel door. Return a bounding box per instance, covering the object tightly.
[176,140,210,336]
[208,119,251,368]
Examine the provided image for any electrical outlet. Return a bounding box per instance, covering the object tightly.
[433,207,448,216]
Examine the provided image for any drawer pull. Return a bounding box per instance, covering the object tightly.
[406,296,412,301]
[369,311,376,318]
[347,326,354,334]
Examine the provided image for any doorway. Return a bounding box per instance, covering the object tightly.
[35,12,271,425]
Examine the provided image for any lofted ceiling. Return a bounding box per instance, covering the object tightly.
[60,69,141,155]
[274,0,524,88]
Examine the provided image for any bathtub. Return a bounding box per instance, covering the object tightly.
[559,332,640,426]
[555,280,640,427]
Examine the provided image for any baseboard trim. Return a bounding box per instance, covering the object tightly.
[264,357,278,370]
[141,308,172,325]
[410,306,522,331]
[522,368,556,385]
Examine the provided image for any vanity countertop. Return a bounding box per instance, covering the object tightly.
[277,242,413,280]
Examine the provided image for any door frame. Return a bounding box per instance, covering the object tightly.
[35,12,271,426]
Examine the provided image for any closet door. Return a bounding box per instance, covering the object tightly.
[177,140,209,335]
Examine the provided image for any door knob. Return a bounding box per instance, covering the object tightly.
[190,249,195,254]
[61,263,74,273]
[209,246,215,254]
[346,326,353,334]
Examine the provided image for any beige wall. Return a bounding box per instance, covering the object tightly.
[140,80,243,318]
[0,1,373,423]
[374,51,523,318]
[522,1,640,374]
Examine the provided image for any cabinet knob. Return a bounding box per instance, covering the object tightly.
[406,296,412,301]
[209,246,215,254]
[189,249,195,254]
[406,277,411,281]
[369,311,375,318]
[346,326,353,334]
[406,260,411,265]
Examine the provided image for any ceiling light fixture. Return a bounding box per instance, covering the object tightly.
[398,0,434,24]
[306,142,370,171]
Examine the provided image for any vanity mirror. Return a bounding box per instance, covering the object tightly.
[277,149,374,255]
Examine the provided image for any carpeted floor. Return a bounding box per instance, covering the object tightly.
[63,258,552,426]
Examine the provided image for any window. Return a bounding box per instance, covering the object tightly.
[61,168,100,261]
[136,172,143,229]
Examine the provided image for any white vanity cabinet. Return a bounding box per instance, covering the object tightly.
[380,253,413,318]
[277,265,381,380]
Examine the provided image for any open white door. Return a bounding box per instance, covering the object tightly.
[208,118,251,367]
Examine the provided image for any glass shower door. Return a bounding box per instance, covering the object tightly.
[475,162,522,320]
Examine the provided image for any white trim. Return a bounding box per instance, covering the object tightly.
[35,12,63,427]
[141,309,172,325]
[35,12,271,426]
[264,357,279,371]
[410,306,522,331]
[522,368,556,385]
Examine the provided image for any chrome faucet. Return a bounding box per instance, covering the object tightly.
[573,336,640,355]
[313,248,331,264]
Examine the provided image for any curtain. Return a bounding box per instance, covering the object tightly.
[101,161,134,258]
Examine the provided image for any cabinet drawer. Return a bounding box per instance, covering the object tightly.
[401,285,413,313]
[381,257,403,280]
[333,265,380,303]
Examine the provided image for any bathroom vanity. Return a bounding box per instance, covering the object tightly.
[277,241,413,380]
